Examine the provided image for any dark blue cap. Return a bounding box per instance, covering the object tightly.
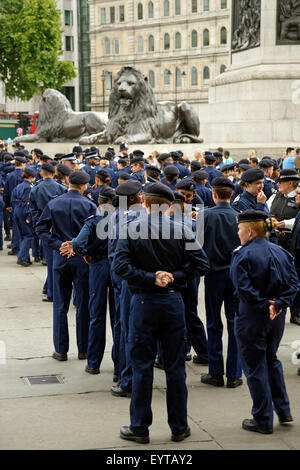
[69,170,91,184]
[192,170,209,180]
[98,186,115,199]
[241,168,265,182]
[175,178,196,191]
[41,163,55,173]
[163,165,179,177]
[23,167,37,178]
[56,164,72,176]
[116,180,142,196]
[205,154,217,164]
[211,176,235,190]
[144,182,175,201]
[237,209,269,223]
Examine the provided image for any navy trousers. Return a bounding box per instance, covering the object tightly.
[11,208,21,253]
[14,206,34,263]
[119,280,133,391]
[235,304,290,429]
[52,252,90,354]
[204,269,242,379]
[129,291,187,437]
[87,258,110,369]
[110,263,122,379]
[42,241,54,299]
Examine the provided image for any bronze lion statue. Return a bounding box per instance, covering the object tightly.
[14,89,108,143]
[80,66,203,145]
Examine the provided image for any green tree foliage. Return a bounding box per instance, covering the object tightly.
[0,0,77,100]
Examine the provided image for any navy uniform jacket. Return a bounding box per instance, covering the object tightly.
[113,213,209,293]
[160,177,180,191]
[72,214,108,258]
[203,202,240,272]
[3,168,24,207]
[263,177,275,200]
[230,237,299,313]
[11,180,32,219]
[203,166,222,185]
[130,170,145,185]
[173,162,191,179]
[30,177,67,226]
[195,183,214,208]
[35,190,97,251]
[232,189,269,214]
[82,162,100,186]
[0,161,15,179]
[0,174,5,211]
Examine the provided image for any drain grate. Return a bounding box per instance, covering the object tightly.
[21,374,65,385]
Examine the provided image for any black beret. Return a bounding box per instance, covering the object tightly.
[146,165,161,174]
[107,147,115,154]
[183,158,191,165]
[211,176,235,190]
[69,170,90,185]
[192,170,209,180]
[157,152,171,162]
[173,191,186,202]
[163,165,179,177]
[104,151,114,160]
[51,160,58,167]
[32,148,43,156]
[118,172,132,181]
[56,164,72,176]
[170,151,180,161]
[175,178,196,191]
[39,155,52,162]
[204,151,213,156]
[4,154,13,161]
[116,180,142,196]
[23,167,37,178]
[54,153,65,160]
[190,160,202,171]
[14,155,27,163]
[276,169,300,182]
[117,158,128,166]
[237,210,269,224]
[96,169,111,179]
[213,152,223,159]
[241,168,265,182]
[130,157,144,165]
[259,159,275,168]
[238,158,250,165]
[144,182,174,201]
[72,146,83,155]
[205,154,216,164]
[98,186,116,199]
[119,142,128,151]
[41,163,55,173]
[14,150,26,158]
[238,163,252,171]
[221,164,236,172]
[132,149,144,157]
[90,146,99,153]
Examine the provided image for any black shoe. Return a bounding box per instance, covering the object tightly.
[34,257,41,263]
[154,359,164,369]
[0,247,3,251]
[193,355,209,365]
[42,289,47,295]
[41,259,47,266]
[290,316,300,325]
[201,373,224,387]
[111,385,131,397]
[120,426,149,444]
[85,365,100,375]
[17,260,31,267]
[52,351,68,361]
[185,353,192,361]
[8,250,18,256]
[113,375,119,383]
[78,352,87,360]
[42,297,53,302]
[4,235,11,241]
[278,413,293,424]
[227,378,243,388]
[242,418,273,434]
[171,426,191,442]
[7,243,12,249]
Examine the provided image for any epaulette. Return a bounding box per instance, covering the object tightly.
[233,245,243,253]
[84,214,97,223]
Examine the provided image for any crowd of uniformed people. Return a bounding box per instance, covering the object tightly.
[1,139,300,442]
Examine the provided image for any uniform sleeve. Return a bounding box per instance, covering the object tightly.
[29,189,40,226]
[72,223,93,256]
[35,204,63,251]
[230,252,266,304]
[274,256,300,312]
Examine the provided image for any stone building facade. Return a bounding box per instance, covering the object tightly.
[89,0,230,114]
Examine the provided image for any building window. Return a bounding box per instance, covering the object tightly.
[61,86,75,110]
[220,27,227,44]
[203,29,210,46]
[104,38,110,55]
[191,0,197,13]
[175,67,182,87]
[175,0,181,15]
[164,33,170,50]
[137,36,144,53]
[203,0,209,11]
[191,29,198,47]
[100,7,106,24]
[175,32,181,49]
[105,72,112,90]
[220,64,226,74]
[148,35,155,51]
[119,5,125,22]
[164,69,171,88]
[137,3,143,19]
[164,0,170,16]
[148,1,154,18]
[64,10,73,26]
[110,7,115,23]
[65,36,74,51]
[203,66,210,85]
[149,70,155,88]
[114,39,120,54]
[221,0,227,8]
[191,67,198,86]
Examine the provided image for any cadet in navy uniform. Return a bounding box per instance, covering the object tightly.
[201,177,242,388]
[232,168,269,213]
[59,186,116,374]
[191,170,214,208]
[11,167,37,266]
[230,210,299,434]
[160,165,180,190]
[175,178,204,217]
[35,171,97,361]
[130,157,145,184]
[113,182,209,443]
[290,185,300,341]
[259,158,276,200]
[170,151,191,179]
[81,151,100,185]
[91,169,111,206]
[30,163,67,301]
[203,153,222,184]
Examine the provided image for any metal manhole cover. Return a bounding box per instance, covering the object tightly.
[21,375,65,385]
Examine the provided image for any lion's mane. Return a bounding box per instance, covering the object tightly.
[105,66,160,142]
